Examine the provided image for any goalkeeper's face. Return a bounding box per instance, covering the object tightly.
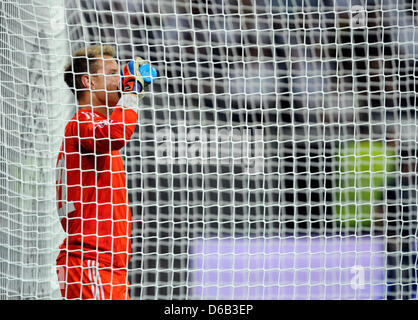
[91,55,121,108]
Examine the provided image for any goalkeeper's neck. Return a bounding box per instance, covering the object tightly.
[78,104,111,118]
[77,94,114,118]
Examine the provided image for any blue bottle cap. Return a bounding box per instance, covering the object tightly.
[139,64,157,83]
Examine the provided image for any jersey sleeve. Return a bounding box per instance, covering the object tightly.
[73,94,139,154]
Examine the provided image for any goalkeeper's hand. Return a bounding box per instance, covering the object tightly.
[120,57,158,97]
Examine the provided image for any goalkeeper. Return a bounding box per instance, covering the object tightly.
[55,44,156,300]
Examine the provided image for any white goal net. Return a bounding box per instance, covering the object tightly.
[1,0,417,300]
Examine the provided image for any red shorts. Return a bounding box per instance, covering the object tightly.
[56,255,130,300]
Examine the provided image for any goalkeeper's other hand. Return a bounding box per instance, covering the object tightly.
[120,57,157,96]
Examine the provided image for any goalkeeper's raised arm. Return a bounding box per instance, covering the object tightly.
[56,44,157,300]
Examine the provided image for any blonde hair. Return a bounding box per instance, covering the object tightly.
[64,44,116,98]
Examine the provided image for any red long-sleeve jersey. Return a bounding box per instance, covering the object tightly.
[56,96,138,269]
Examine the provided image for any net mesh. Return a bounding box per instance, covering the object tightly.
[1,0,418,300]
[0,0,69,299]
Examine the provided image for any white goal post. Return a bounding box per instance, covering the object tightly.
[1,0,417,300]
[0,0,70,299]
